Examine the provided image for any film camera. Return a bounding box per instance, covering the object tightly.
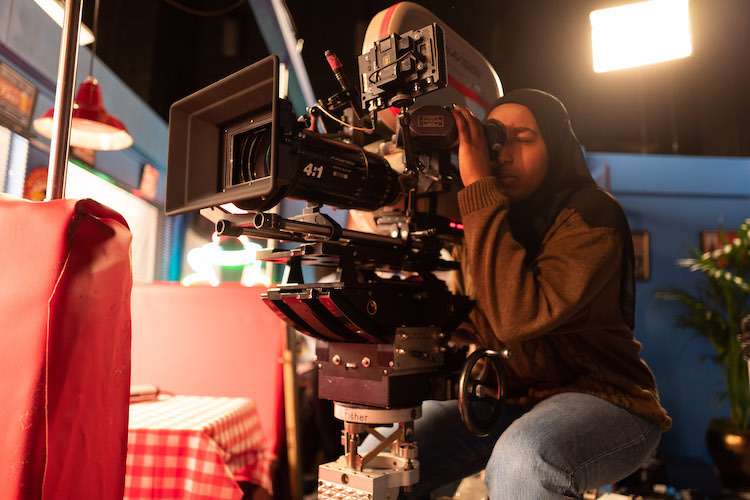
[167,22,508,500]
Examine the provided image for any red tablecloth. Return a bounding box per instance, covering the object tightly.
[125,396,273,499]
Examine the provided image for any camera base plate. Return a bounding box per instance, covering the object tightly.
[318,454,419,500]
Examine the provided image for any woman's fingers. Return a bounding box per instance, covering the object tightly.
[450,105,492,186]
[452,107,469,143]
[452,105,484,142]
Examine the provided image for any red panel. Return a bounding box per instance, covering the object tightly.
[130,282,286,457]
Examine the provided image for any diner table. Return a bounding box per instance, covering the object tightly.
[125,395,273,499]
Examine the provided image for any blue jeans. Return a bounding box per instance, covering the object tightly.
[361,392,661,499]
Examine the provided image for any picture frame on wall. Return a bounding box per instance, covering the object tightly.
[632,231,650,281]
[701,230,738,254]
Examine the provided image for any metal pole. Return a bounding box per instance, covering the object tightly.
[45,0,83,200]
[281,323,303,500]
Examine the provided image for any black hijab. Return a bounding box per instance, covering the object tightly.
[489,89,595,258]
[488,89,635,328]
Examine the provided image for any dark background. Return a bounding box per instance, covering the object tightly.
[85,0,750,157]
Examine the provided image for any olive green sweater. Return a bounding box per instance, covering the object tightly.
[456,177,671,431]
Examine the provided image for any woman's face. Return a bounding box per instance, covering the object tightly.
[487,103,549,202]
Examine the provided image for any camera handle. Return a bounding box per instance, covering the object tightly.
[458,348,511,437]
[394,105,421,221]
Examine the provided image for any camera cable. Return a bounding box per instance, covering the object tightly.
[311,102,376,133]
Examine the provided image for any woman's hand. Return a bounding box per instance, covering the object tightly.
[451,105,492,187]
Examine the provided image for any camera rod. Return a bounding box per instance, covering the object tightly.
[215,211,419,249]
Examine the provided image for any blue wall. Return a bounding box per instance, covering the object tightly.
[588,152,750,463]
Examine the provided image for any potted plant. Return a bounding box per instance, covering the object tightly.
[657,219,750,489]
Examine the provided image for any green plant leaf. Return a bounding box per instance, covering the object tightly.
[657,218,750,431]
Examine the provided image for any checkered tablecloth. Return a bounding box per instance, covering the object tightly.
[125,395,273,499]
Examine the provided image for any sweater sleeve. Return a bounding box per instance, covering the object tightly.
[457,177,622,343]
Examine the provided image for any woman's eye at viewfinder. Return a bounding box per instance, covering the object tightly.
[512,128,536,143]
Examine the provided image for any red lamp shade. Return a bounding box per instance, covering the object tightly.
[33,76,133,151]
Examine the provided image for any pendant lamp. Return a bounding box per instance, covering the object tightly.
[33,0,133,151]
[32,0,95,45]
[34,76,133,150]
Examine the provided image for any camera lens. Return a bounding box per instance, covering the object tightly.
[230,125,272,186]
[237,129,271,182]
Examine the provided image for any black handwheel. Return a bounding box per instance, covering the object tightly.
[458,348,507,437]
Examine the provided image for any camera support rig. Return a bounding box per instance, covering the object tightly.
[319,403,421,500]
[202,201,507,498]
[169,19,509,499]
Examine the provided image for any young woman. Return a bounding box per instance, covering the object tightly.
[400,90,671,499]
